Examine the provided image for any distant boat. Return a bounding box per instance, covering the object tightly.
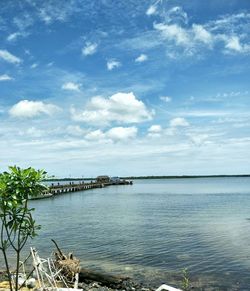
[110,176,121,184]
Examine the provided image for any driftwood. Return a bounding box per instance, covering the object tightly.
[79,267,127,288]
[52,239,81,283]
[51,239,128,289]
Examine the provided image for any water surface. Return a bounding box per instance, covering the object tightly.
[2,177,250,289]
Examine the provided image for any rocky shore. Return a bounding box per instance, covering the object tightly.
[0,271,154,291]
[77,279,154,291]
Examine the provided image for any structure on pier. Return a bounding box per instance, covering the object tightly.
[96,175,110,183]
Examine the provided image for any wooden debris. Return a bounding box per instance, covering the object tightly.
[51,239,128,289]
[52,239,80,284]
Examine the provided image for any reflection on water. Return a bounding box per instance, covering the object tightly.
[1,177,250,289]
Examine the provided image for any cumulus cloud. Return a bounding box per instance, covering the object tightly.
[148,125,162,133]
[62,82,81,91]
[147,125,162,138]
[135,54,148,62]
[107,59,121,71]
[82,42,98,56]
[106,126,137,141]
[0,74,13,81]
[170,117,189,127]
[71,92,153,125]
[0,49,21,64]
[9,100,60,118]
[85,126,137,142]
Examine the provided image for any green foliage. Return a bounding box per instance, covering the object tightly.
[0,166,47,291]
[181,268,191,291]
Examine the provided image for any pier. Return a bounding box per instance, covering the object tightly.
[36,179,133,199]
[50,181,106,195]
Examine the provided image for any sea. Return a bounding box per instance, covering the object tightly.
[1,177,250,290]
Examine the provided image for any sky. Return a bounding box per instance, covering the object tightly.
[0,0,250,177]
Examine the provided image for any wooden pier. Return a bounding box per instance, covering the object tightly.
[50,181,105,195]
[35,179,133,199]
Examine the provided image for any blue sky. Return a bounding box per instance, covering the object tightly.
[0,0,250,177]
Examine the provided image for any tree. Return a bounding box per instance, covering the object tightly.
[0,166,47,291]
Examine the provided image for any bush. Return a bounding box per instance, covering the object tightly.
[0,166,47,291]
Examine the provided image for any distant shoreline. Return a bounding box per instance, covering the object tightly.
[44,174,250,181]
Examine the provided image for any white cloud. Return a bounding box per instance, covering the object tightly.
[135,54,148,62]
[85,126,137,142]
[62,82,81,91]
[66,125,86,137]
[82,42,98,56]
[25,127,45,138]
[39,9,52,24]
[0,50,21,64]
[225,36,242,52]
[47,62,54,67]
[37,1,84,25]
[85,129,105,141]
[6,31,28,42]
[107,59,121,71]
[7,32,21,42]
[206,12,250,35]
[154,22,213,48]
[30,63,38,69]
[160,96,172,102]
[192,24,213,45]
[179,110,230,117]
[147,125,162,138]
[166,6,188,25]
[0,74,13,81]
[71,92,154,125]
[188,133,210,146]
[13,14,34,31]
[170,117,189,127]
[9,100,60,118]
[148,125,162,133]
[146,5,157,16]
[154,23,190,46]
[149,10,250,57]
[106,126,137,141]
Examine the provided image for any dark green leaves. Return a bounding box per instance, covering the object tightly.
[0,166,47,291]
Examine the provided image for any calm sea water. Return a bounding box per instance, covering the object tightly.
[2,177,250,290]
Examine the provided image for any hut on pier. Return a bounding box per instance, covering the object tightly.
[96,175,110,183]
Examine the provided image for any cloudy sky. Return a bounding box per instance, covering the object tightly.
[0,0,250,177]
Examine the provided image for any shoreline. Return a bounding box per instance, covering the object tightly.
[0,270,155,291]
[43,174,250,182]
